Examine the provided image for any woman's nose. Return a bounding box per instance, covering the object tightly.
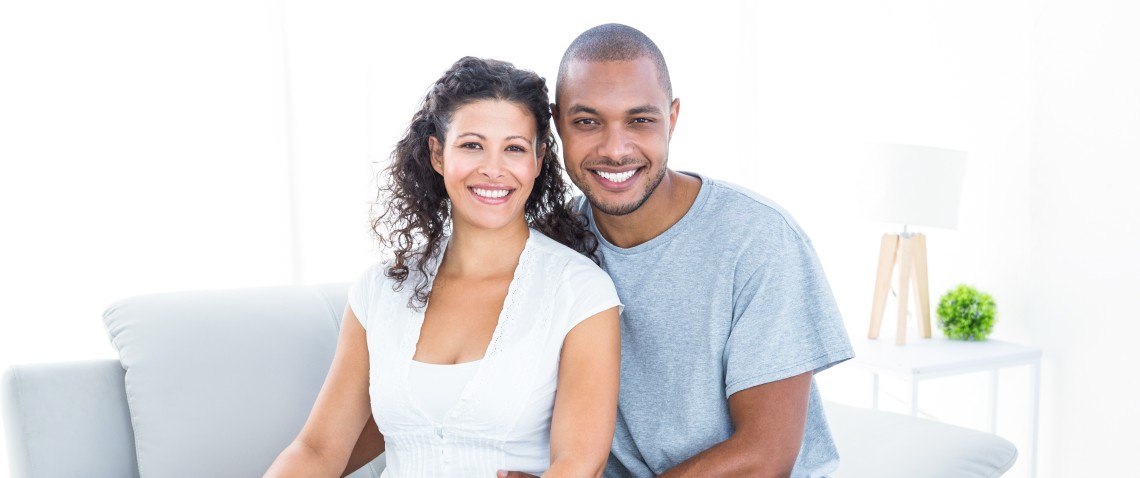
[478,152,506,179]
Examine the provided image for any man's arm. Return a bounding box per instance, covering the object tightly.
[657,371,813,478]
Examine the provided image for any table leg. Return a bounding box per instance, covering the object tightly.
[909,378,918,417]
[1029,361,1041,478]
[988,369,999,433]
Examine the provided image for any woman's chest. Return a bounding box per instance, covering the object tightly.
[364,292,562,438]
[413,276,511,364]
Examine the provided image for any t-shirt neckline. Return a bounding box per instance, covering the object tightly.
[587,171,712,256]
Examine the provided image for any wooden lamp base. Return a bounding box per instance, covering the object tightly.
[868,232,932,345]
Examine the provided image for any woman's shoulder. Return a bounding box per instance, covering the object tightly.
[527,229,606,278]
[351,258,410,303]
[355,259,393,285]
[527,230,616,298]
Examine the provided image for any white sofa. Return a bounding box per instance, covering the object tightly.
[2,284,1017,477]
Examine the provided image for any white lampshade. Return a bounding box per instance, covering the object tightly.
[861,143,968,230]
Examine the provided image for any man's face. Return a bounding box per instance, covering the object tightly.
[554,57,679,216]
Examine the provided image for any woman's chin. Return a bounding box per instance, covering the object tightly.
[452,212,528,233]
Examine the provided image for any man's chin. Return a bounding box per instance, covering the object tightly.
[588,195,647,217]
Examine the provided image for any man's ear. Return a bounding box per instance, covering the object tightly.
[550,103,560,124]
[428,136,444,175]
[668,98,681,139]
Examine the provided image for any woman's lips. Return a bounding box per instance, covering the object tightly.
[468,186,514,205]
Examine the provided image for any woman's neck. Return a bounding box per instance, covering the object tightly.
[438,219,530,280]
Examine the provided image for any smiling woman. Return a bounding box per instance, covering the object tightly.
[375,57,598,309]
[262,56,623,478]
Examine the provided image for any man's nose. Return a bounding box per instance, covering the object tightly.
[599,127,635,161]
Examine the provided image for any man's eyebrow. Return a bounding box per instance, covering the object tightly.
[566,104,599,116]
[628,105,663,116]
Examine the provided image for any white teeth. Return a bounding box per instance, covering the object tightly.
[472,188,509,199]
[596,169,636,183]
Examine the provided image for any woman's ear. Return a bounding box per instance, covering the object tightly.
[428,136,444,175]
[535,144,547,178]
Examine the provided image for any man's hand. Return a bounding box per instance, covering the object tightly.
[496,471,538,478]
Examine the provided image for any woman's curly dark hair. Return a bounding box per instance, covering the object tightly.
[372,56,597,309]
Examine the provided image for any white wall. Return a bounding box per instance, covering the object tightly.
[1030,1,1140,475]
[2,1,1137,476]
[0,0,297,470]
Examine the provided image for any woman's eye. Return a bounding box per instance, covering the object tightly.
[506,145,527,153]
[460,142,482,150]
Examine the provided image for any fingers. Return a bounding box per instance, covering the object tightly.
[496,471,538,478]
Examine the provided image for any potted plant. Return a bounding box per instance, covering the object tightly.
[936,285,997,341]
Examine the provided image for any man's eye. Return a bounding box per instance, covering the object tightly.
[575,118,599,126]
[632,118,654,124]
[460,142,482,150]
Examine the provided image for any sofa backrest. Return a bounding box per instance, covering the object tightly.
[102,283,381,478]
[2,360,140,478]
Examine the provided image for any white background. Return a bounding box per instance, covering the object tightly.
[2,1,1138,476]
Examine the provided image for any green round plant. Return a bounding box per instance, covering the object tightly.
[936,285,997,341]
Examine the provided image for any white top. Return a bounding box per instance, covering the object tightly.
[408,360,481,423]
[348,229,622,477]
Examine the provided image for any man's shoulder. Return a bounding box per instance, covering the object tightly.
[697,175,809,241]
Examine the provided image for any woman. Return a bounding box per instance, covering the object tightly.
[263,57,622,478]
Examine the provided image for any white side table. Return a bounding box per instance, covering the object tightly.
[849,336,1043,477]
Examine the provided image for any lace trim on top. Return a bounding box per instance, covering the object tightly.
[484,230,535,357]
[415,230,535,359]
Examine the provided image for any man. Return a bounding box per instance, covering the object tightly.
[535,23,854,477]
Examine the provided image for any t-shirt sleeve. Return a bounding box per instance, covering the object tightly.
[723,225,854,398]
[557,261,623,336]
[347,263,382,330]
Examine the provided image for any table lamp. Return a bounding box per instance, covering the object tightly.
[862,143,967,344]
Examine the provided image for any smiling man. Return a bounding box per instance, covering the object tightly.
[549,24,855,478]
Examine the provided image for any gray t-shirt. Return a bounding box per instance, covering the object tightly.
[575,173,854,478]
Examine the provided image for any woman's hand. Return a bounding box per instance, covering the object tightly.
[496,471,539,478]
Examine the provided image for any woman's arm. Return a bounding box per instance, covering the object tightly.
[542,306,621,478]
[262,305,379,478]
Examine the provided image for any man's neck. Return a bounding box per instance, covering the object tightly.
[592,169,702,249]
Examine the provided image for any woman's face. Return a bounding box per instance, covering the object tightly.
[430,100,543,233]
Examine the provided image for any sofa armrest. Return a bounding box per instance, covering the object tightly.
[824,400,1017,477]
[2,360,139,478]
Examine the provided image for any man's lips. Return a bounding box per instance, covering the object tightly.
[590,167,643,189]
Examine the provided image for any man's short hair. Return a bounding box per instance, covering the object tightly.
[556,23,673,102]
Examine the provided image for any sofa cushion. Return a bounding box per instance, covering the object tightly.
[103,283,379,478]
[824,400,1018,477]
